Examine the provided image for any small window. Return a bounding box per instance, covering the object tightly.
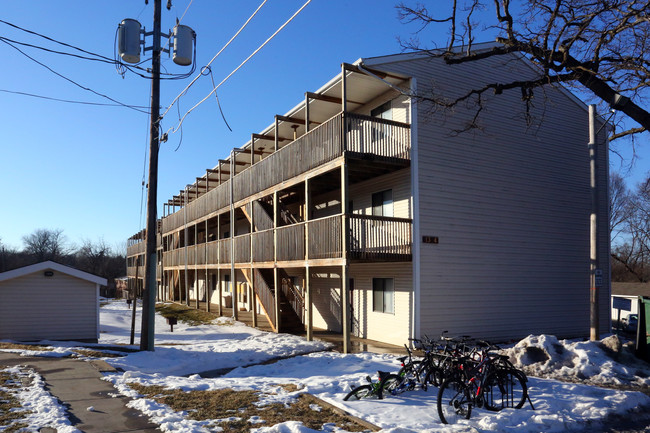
[373,278,394,314]
[372,189,393,217]
[224,274,231,293]
[371,101,392,120]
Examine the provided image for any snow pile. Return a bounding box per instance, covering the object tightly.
[1,366,81,433]
[505,334,650,388]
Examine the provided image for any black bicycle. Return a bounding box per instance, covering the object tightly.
[437,341,529,424]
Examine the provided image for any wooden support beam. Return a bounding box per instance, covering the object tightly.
[306,91,362,106]
[252,133,292,143]
[342,62,406,81]
[276,114,321,126]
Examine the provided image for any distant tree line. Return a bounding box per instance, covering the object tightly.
[0,229,125,296]
[610,173,650,282]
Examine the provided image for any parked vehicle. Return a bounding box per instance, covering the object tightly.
[623,314,638,332]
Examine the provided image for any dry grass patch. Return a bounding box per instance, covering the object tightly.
[0,342,52,352]
[72,349,124,358]
[155,303,220,326]
[0,371,31,433]
[128,383,370,432]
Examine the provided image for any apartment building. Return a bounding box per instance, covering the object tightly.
[127,47,611,349]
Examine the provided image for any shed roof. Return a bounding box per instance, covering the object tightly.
[0,261,107,286]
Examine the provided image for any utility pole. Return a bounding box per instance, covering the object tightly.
[119,1,194,351]
[141,0,162,351]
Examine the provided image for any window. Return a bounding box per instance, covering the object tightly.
[373,278,394,314]
[372,189,393,217]
[224,274,231,293]
[371,101,392,120]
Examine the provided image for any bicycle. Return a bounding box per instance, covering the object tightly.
[437,341,528,424]
[343,371,394,400]
[381,340,434,397]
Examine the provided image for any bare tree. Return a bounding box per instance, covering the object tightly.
[609,171,631,243]
[22,228,69,262]
[77,238,111,276]
[611,174,650,281]
[397,1,650,141]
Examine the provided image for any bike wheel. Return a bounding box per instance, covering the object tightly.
[343,384,375,401]
[399,360,429,390]
[425,366,444,387]
[437,377,472,424]
[482,370,527,411]
[379,373,402,399]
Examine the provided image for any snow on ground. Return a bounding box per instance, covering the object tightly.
[3,299,650,432]
[1,365,81,433]
[99,300,331,376]
[95,300,650,432]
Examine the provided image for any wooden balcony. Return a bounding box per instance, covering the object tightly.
[161,112,410,234]
[161,214,411,268]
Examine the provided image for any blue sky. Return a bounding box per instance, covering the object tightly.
[0,1,647,251]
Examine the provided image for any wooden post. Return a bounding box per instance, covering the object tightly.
[233,269,238,320]
[306,266,312,341]
[340,142,350,350]
[273,190,280,332]
[217,213,223,316]
[250,199,255,320]
[305,178,313,340]
[251,269,258,328]
[205,218,209,312]
[195,223,199,310]
[305,93,310,133]
[184,187,189,306]
[218,268,223,316]
[131,261,139,345]
[251,135,256,166]
[230,151,238,320]
[341,64,351,353]
[274,116,279,152]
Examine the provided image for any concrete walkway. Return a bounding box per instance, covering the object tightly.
[0,352,159,433]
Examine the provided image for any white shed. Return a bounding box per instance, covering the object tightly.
[0,261,107,342]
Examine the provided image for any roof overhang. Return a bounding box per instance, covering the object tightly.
[0,261,107,286]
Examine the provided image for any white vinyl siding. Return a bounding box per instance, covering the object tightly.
[310,267,342,332]
[0,272,98,341]
[349,262,412,345]
[369,53,610,341]
[349,169,411,218]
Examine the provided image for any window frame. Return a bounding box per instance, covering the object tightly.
[372,189,393,217]
[372,277,394,314]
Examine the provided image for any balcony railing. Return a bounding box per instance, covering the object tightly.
[161,112,410,234]
[161,214,411,267]
[348,215,412,261]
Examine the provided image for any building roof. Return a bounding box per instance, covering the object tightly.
[0,261,107,286]
[612,282,650,297]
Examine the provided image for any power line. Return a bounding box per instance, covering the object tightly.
[0,36,118,64]
[0,88,151,109]
[0,18,188,81]
[0,18,115,63]
[165,0,311,135]
[161,0,268,121]
[0,38,150,114]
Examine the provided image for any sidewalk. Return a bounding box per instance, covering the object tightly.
[0,352,159,433]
